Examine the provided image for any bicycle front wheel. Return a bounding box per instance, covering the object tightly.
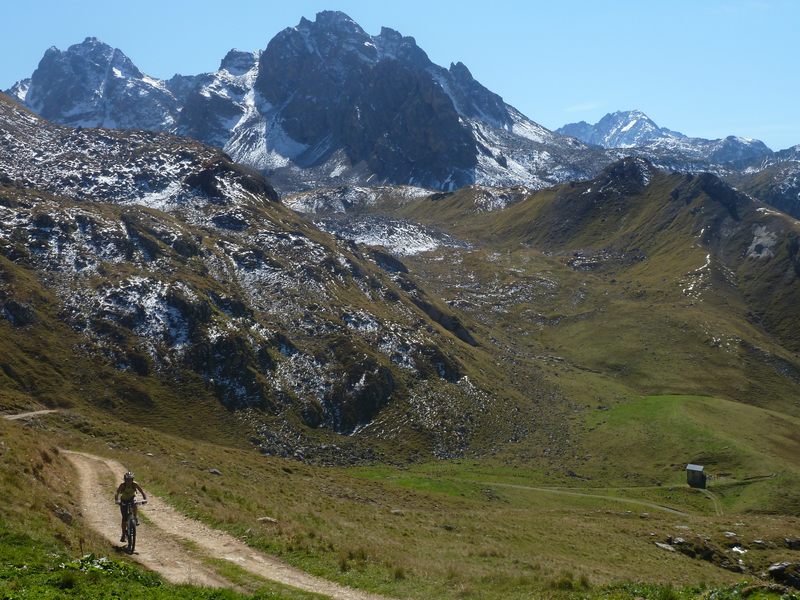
[127,519,136,554]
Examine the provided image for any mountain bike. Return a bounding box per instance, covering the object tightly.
[118,498,147,554]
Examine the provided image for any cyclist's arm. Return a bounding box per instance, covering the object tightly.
[114,483,122,503]
[135,483,147,500]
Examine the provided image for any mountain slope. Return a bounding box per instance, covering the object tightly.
[732,144,800,218]
[332,159,800,416]
[0,93,534,460]
[22,37,180,131]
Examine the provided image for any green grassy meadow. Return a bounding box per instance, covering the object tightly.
[3,404,800,599]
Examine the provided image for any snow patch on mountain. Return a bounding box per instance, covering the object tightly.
[314,215,470,256]
[284,185,431,214]
[747,225,779,259]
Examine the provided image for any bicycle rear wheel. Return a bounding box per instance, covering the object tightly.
[127,518,136,554]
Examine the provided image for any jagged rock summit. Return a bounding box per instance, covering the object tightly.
[20,37,180,131]
[8,15,798,215]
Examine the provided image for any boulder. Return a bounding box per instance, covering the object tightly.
[767,562,800,589]
[53,505,73,525]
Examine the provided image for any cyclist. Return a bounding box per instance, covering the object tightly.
[115,471,147,543]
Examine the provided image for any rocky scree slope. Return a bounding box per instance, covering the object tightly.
[7,11,608,193]
[281,183,532,256]
[0,94,514,461]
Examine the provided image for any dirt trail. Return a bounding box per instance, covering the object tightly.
[700,489,724,516]
[64,451,231,589]
[3,409,60,420]
[482,481,689,515]
[64,451,390,600]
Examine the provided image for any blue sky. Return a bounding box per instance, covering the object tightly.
[2,0,797,149]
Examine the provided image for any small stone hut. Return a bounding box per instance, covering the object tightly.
[686,464,707,489]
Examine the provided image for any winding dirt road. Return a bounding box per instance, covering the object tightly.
[479,481,689,515]
[63,451,389,600]
[3,409,60,420]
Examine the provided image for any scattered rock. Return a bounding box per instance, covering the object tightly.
[53,506,73,525]
[786,538,800,550]
[723,531,738,538]
[2,300,37,326]
[767,562,800,590]
[640,512,649,519]
[655,542,675,552]
[665,535,743,572]
[208,468,222,476]
[390,509,404,516]
[257,516,278,524]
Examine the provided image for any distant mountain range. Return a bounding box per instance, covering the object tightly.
[5,11,800,217]
[557,109,772,165]
[558,110,800,217]
[5,12,606,192]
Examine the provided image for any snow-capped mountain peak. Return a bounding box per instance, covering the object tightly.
[7,13,609,192]
[557,109,773,173]
[558,109,681,148]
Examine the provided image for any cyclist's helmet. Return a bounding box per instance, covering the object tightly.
[124,471,134,481]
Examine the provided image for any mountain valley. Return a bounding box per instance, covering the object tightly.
[3,8,800,600]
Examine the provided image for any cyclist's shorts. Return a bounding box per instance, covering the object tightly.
[120,501,133,519]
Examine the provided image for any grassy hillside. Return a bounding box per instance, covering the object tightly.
[4,410,800,599]
[349,160,800,512]
[384,161,800,411]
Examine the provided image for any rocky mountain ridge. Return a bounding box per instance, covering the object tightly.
[731,145,800,218]
[557,110,800,218]
[7,12,608,192]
